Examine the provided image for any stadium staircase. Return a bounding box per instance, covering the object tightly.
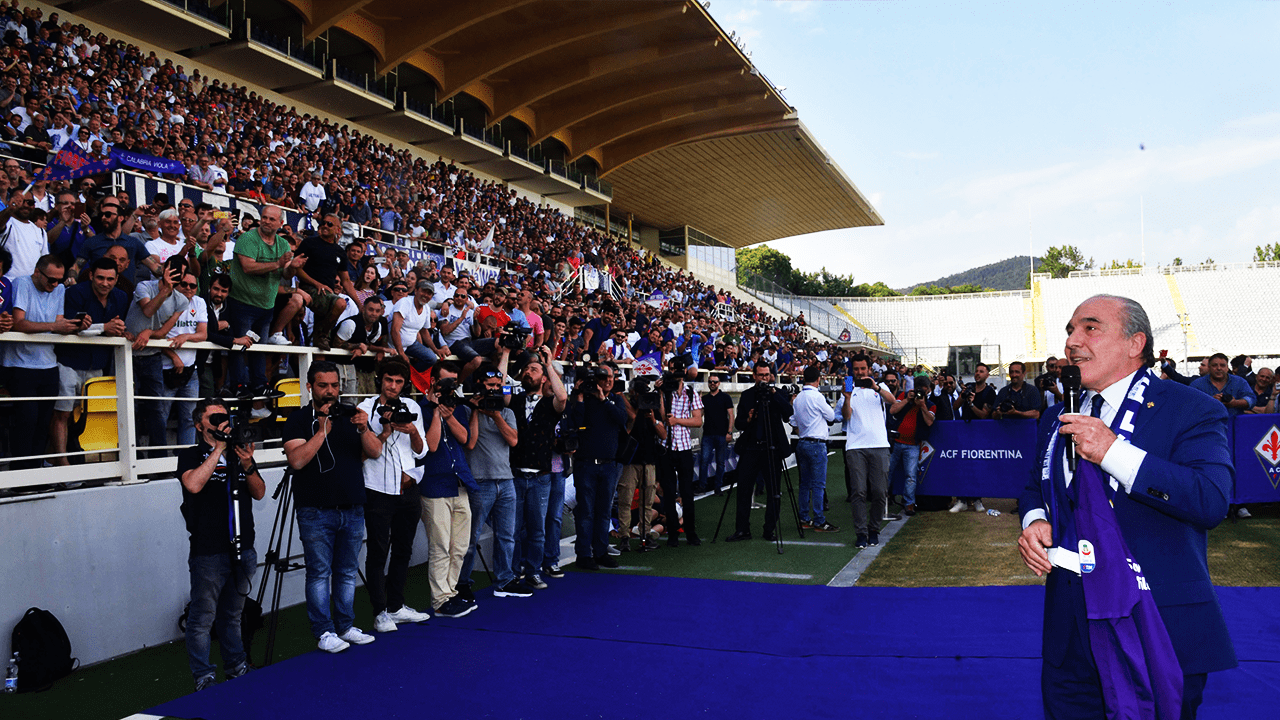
[736,269,872,346]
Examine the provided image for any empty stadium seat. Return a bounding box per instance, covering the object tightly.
[74,376,119,453]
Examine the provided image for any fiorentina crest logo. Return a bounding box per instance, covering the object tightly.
[918,440,935,477]
[1253,426,1280,489]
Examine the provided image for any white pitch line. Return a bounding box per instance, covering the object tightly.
[779,540,847,547]
[730,571,814,580]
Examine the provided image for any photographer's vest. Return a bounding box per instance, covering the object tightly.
[510,393,557,473]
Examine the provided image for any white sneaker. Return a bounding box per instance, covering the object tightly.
[317,631,349,653]
[339,626,375,645]
[387,605,430,624]
[973,500,986,513]
[606,544,621,556]
[250,407,272,420]
[264,332,291,346]
[1236,507,1252,519]
[374,611,397,633]
[949,500,968,513]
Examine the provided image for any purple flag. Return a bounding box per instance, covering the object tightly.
[1074,460,1184,719]
[38,142,113,183]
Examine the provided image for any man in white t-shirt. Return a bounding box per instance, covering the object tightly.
[1,192,49,280]
[430,265,458,310]
[158,269,207,447]
[300,173,326,213]
[437,290,473,347]
[841,353,897,549]
[390,280,446,372]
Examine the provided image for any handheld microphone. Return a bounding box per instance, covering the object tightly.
[1059,365,1081,472]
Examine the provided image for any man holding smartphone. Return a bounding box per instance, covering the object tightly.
[842,353,897,547]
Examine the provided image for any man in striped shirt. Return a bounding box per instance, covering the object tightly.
[658,357,703,547]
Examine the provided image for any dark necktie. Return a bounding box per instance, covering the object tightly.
[1091,393,1105,419]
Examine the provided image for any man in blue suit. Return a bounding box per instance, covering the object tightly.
[1018,294,1236,720]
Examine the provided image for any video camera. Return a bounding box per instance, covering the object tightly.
[631,375,662,412]
[324,402,359,420]
[207,412,262,447]
[375,398,416,424]
[476,386,507,411]
[499,321,532,350]
[435,377,463,408]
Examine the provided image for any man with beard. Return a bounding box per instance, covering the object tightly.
[508,345,568,588]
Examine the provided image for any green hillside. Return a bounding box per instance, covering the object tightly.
[904,256,1043,293]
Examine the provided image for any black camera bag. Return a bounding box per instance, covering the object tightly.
[10,607,77,692]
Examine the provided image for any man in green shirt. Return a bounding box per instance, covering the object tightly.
[227,206,303,390]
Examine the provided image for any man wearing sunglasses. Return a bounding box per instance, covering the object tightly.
[75,198,159,285]
[294,212,348,352]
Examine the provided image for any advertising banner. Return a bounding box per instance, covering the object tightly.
[1230,414,1280,505]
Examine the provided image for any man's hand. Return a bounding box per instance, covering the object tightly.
[289,254,307,269]
[53,316,80,334]
[1058,413,1116,465]
[276,251,294,270]
[0,311,12,333]
[170,334,190,349]
[235,443,255,469]
[350,342,366,359]
[1018,519,1055,577]
[233,335,253,349]
[352,408,370,430]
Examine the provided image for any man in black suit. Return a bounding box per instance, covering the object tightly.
[726,361,794,542]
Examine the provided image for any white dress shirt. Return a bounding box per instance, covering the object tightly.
[357,396,429,495]
[1022,369,1151,571]
[790,385,836,440]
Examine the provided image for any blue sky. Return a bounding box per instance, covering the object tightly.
[711,1,1280,288]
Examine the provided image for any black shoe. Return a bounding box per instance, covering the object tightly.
[685,534,702,546]
[812,522,840,533]
[855,533,869,548]
[868,533,880,547]
[763,530,777,541]
[618,539,630,552]
[576,556,599,571]
[904,504,917,516]
[639,538,660,552]
[436,597,477,618]
[667,537,680,548]
[494,580,535,598]
[595,554,619,569]
[725,530,752,542]
[225,660,253,679]
[542,563,565,578]
[455,583,475,603]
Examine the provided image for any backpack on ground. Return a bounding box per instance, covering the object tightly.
[10,607,77,692]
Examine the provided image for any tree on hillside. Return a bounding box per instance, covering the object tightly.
[1039,245,1094,278]
[909,283,994,296]
[1254,243,1280,262]
[736,246,794,287]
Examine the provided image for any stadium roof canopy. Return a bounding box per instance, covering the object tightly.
[76,0,883,247]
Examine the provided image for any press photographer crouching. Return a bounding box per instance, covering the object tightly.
[178,399,265,692]
[727,360,794,542]
[356,358,430,633]
[618,372,667,552]
[282,361,381,653]
[570,361,628,569]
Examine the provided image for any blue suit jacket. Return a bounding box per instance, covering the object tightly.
[1019,376,1237,675]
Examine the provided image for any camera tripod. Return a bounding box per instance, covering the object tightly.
[255,468,303,667]
[711,385,805,553]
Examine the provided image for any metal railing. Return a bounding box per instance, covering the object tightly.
[736,269,871,347]
[159,0,230,27]
[1055,260,1280,279]
[246,20,321,69]
[332,61,396,101]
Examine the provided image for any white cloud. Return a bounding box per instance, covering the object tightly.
[897,150,940,160]
[1234,205,1280,247]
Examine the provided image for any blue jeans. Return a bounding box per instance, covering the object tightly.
[157,365,199,450]
[227,297,273,389]
[573,461,620,560]
[888,442,921,506]
[186,548,257,680]
[513,471,551,575]
[296,506,364,638]
[459,478,516,589]
[795,439,829,524]
[402,341,438,372]
[543,470,566,567]
[699,433,729,489]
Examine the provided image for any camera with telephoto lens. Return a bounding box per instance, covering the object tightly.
[477,387,507,411]
[499,321,531,350]
[631,375,661,412]
[435,377,463,408]
[207,412,263,446]
[325,402,359,420]
[376,398,416,425]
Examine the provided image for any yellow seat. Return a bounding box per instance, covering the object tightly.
[76,376,119,453]
[274,378,301,421]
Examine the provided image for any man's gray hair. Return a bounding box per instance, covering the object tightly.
[158,208,178,221]
[1086,294,1156,367]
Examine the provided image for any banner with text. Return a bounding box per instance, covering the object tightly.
[1230,414,1280,505]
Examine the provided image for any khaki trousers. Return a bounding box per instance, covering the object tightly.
[616,464,658,540]
[420,489,472,609]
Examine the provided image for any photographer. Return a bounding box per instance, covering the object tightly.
[457,366,534,599]
[726,360,794,542]
[416,361,480,618]
[699,373,735,494]
[357,359,430,633]
[177,399,264,692]
[1035,356,1064,408]
[656,356,704,547]
[508,345,568,587]
[792,365,839,533]
[282,361,380,653]
[992,361,1042,420]
[932,373,962,421]
[618,373,667,552]
[568,362,628,569]
[888,374,936,517]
